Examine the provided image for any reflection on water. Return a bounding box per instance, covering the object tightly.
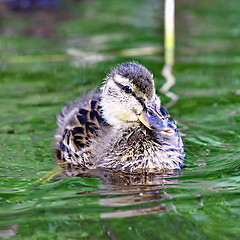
[0,225,18,239]
[67,169,182,218]
[101,205,168,219]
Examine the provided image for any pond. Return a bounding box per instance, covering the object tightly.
[0,0,240,239]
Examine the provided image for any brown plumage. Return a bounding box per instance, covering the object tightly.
[55,62,184,173]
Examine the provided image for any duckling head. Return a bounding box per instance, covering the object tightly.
[100,62,176,134]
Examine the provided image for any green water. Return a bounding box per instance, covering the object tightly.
[0,0,240,239]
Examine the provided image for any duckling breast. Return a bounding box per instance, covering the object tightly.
[92,127,184,172]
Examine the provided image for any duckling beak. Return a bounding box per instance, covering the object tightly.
[138,102,176,135]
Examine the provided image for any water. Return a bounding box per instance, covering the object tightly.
[0,0,240,239]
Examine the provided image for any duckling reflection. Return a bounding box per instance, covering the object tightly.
[55,62,184,174]
[75,169,181,218]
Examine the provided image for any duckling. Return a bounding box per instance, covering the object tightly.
[55,62,184,173]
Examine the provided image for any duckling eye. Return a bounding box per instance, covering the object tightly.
[123,86,132,93]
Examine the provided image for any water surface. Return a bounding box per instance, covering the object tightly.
[0,0,240,239]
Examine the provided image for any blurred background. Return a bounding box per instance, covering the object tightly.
[0,0,240,239]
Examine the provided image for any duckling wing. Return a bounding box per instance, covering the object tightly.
[55,92,104,169]
[70,99,102,149]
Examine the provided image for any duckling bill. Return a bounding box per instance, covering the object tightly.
[55,62,184,173]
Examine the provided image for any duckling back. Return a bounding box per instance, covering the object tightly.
[55,91,104,170]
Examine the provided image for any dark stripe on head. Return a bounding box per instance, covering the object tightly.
[109,62,155,100]
[114,81,145,108]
